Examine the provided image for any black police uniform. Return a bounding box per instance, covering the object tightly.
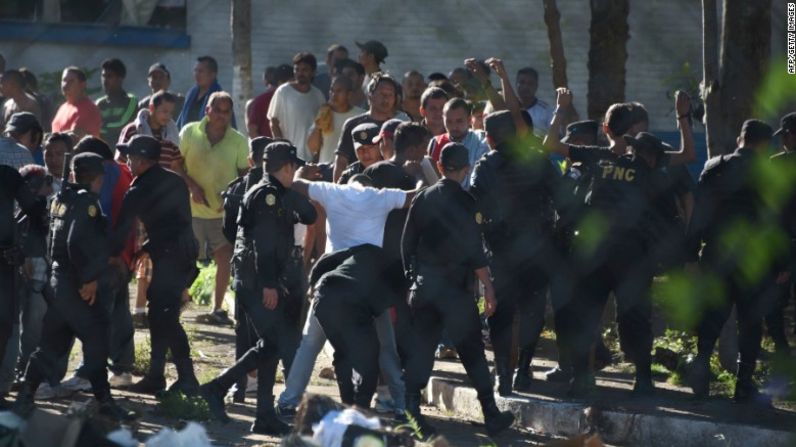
[17,155,131,419]
[563,144,655,394]
[0,166,44,366]
[111,160,199,393]
[338,161,365,185]
[310,244,390,408]
[470,143,563,394]
[402,175,513,436]
[363,159,417,361]
[222,166,262,400]
[767,149,796,355]
[201,164,316,434]
[643,162,695,273]
[687,146,780,399]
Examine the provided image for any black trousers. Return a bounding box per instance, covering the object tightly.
[488,251,553,375]
[214,284,298,418]
[0,263,16,367]
[568,237,652,378]
[404,274,493,400]
[313,279,380,408]
[765,279,793,355]
[696,261,778,373]
[24,271,111,400]
[147,252,194,379]
[382,263,413,366]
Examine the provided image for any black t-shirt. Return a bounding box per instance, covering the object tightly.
[338,161,365,185]
[335,113,385,165]
[569,145,654,232]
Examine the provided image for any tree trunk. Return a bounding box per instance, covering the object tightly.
[702,0,722,158]
[716,0,772,154]
[231,0,252,128]
[586,0,629,121]
[543,0,579,121]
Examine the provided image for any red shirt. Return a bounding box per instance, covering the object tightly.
[51,97,102,138]
[247,89,275,137]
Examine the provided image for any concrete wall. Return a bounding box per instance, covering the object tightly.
[0,0,787,132]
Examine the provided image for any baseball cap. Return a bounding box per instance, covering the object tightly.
[774,112,796,136]
[116,135,162,161]
[5,112,42,134]
[264,141,304,167]
[352,123,380,149]
[148,62,170,77]
[440,142,469,171]
[373,119,404,144]
[71,152,105,178]
[356,40,388,63]
[561,120,599,144]
[623,132,673,155]
[740,119,774,144]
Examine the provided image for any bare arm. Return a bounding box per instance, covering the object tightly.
[665,91,696,166]
[464,58,506,111]
[332,154,348,183]
[475,266,497,318]
[487,58,527,135]
[307,126,323,163]
[270,117,283,139]
[542,87,572,158]
[245,99,259,138]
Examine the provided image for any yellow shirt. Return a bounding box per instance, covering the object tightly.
[180,118,249,219]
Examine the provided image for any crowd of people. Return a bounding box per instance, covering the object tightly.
[0,38,794,443]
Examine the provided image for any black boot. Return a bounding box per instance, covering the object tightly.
[12,380,38,418]
[200,380,230,423]
[405,390,436,440]
[168,358,200,396]
[128,374,166,396]
[494,356,513,397]
[567,371,596,399]
[513,347,532,392]
[97,395,137,421]
[632,357,654,396]
[687,354,710,399]
[545,366,573,383]
[479,394,514,437]
[251,395,290,436]
[734,361,771,406]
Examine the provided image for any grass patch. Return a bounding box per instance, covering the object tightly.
[132,336,151,376]
[157,391,210,422]
[189,263,218,307]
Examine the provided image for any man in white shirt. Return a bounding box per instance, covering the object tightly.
[516,67,554,137]
[276,171,415,419]
[268,52,326,161]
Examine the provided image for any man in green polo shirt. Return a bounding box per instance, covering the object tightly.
[96,58,138,145]
[179,91,249,325]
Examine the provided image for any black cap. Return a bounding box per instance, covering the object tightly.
[440,142,470,171]
[561,120,599,144]
[116,135,161,160]
[623,132,673,155]
[740,119,774,144]
[373,119,404,143]
[71,152,105,178]
[352,123,380,149]
[5,112,42,134]
[774,112,796,136]
[484,110,516,145]
[148,62,169,77]
[250,136,273,157]
[264,141,304,167]
[356,40,388,63]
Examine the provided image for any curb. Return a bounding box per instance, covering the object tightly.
[426,377,796,446]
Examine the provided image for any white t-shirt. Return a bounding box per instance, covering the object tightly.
[526,99,555,137]
[267,83,326,161]
[309,106,365,164]
[308,181,407,252]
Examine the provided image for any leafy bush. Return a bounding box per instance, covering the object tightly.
[157,391,210,422]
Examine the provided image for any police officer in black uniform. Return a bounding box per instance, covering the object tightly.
[544,88,695,397]
[768,112,796,356]
[222,136,271,402]
[402,142,514,438]
[470,110,563,395]
[308,242,391,409]
[200,142,316,435]
[14,153,134,420]
[687,120,779,403]
[338,123,383,184]
[111,135,200,396]
[0,166,45,381]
